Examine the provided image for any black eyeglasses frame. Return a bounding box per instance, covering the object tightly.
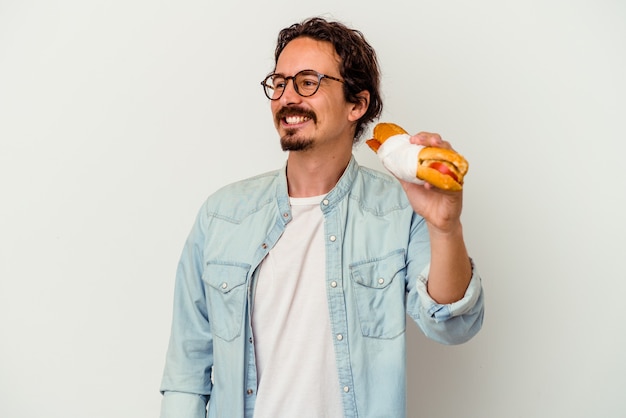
[260,69,344,100]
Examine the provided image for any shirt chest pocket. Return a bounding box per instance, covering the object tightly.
[203,262,250,341]
[350,250,407,339]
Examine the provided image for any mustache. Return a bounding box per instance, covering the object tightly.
[275,106,317,123]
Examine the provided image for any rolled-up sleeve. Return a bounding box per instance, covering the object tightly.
[407,259,485,345]
[160,391,208,418]
[160,205,213,418]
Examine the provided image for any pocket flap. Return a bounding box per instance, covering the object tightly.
[204,262,249,294]
[350,250,406,289]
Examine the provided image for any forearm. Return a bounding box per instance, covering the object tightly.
[426,221,472,304]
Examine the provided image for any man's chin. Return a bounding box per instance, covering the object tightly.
[280,133,314,152]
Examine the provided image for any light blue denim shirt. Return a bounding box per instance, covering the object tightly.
[160,157,484,418]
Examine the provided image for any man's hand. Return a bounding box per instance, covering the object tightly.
[399,131,472,304]
[397,132,464,234]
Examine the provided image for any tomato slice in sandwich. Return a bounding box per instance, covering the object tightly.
[428,162,459,182]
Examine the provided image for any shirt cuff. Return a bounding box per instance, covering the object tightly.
[415,258,482,322]
[160,391,208,418]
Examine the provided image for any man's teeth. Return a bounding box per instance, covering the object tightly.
[285,116,310,124]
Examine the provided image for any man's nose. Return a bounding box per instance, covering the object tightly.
[279,78,302,104]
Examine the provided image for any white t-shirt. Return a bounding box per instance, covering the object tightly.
[251,195,343,418]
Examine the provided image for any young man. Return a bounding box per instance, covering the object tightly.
[160,17,484,418]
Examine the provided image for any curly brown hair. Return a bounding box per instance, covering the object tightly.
[274,17,383,142]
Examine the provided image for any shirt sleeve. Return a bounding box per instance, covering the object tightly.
[160,204,213,417]
[405,214,485,345]
[160,392,209,418]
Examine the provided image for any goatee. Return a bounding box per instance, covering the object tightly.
[276,105,317,151]
[280,130,314,151]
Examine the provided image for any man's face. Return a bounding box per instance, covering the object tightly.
[271,37,358,152]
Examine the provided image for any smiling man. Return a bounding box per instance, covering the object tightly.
[160,17,484,418]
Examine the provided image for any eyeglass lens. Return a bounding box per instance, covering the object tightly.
[264,71,322,99]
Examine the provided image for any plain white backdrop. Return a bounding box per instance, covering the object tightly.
[1,1,625,417]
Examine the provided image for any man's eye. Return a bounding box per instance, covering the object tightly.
[298,76,319,88]
[271,78,286,89]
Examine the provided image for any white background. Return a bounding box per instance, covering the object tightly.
[1,1,625,417]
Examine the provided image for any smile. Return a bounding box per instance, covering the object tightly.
[284,115,311,125]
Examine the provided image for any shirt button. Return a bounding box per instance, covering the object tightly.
[247,389,254,395]
[221,282,228,289]
[343,386,350,393]
[330,281,337,288]
[283,212,289,218]
[322,199,329,206]
[336,334,343,341]
[261,243,268,249]
[378,278,385,285]
[329,235,336,242]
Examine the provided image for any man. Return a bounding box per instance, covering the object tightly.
[160,17,484,418]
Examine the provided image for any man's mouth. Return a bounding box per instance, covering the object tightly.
[276,107,316,127]
[284,115,311,125]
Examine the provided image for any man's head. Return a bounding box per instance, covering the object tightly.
[269,17,383,144]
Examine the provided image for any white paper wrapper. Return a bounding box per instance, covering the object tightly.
[376,133,425,185]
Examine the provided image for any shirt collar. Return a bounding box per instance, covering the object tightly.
[275,155,359,218]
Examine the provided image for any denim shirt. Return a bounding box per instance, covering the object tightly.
[160,157,484,418]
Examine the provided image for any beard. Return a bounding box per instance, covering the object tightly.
[280,130,314,151]
[276,105,317,151]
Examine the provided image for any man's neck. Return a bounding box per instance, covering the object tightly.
[285,149,352,198]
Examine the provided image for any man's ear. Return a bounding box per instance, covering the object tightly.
[348,90,370,122]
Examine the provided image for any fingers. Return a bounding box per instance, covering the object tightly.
[410,132,453,150]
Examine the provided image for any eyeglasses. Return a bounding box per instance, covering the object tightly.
[261,69,344,100]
